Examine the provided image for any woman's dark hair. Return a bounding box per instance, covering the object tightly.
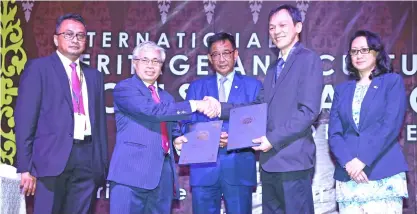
[345,30,393,80]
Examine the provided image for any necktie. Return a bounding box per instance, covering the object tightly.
[70,62,85,114]
[275,58,285,83]
[148,85,169,154]
[218,77,228,102]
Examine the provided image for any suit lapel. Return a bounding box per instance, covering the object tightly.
[275,47,300,88]
[269,45,302,101]
[205,75,219,100]
[227,73,243,104]
[133,74,169,102]
[133,75,153,99]
[82,65,96,126]
[264,63,277,103]
[358,77,382,129]
[51,52,72,109]
[346,81,359,133]
[158,88,170,102]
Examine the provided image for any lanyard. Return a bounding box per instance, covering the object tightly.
[68,68,84,114]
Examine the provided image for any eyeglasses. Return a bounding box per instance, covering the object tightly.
[133,58,162,66]
[56,31,87,41]
[210,50,235,61]
[349,48,371,56]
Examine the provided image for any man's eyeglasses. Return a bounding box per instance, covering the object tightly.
[210,50,235,61]
[56,31,87,41]
[133,58,162,66]
[349,48,371,56]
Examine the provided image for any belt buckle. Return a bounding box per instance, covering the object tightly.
[73,139,82,144]
[73,136,92,144]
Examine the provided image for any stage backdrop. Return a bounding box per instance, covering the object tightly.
[1,1,416,213]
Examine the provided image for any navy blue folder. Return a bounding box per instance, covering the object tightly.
[179,120,223,165]
[227,103,267,151]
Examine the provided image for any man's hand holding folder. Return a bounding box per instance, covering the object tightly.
[178,121,223,165]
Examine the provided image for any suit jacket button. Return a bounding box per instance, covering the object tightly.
[69,133,73,137]
[356,133,360,137]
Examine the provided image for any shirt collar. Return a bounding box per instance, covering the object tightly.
[56,50,80,69]
[278,41,300,61]
[216,70,236,83]
[278,51,289,62]
[142,80,158,90]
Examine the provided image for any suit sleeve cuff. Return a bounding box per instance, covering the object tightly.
[189,100,197,112]
[339,154,354,168]
[175,147,181,155]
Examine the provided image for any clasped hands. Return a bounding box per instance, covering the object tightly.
[194,96,221,118]
[345,158,369,184]
[189,96,273,152]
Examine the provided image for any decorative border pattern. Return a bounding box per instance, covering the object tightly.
[21,0,34,22]
[203,0,216,24]
[249,0,262,24]
[158,0,171,24]
[1,0,27,165]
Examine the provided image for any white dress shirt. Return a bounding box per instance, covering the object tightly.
[142,81,159,97]
[278,50,290,69]
[56,50,91,136]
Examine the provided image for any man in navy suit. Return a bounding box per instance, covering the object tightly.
[181,33,262,214]
[107,41,218,214]
[15,13,108,214]
[204,5,323,213]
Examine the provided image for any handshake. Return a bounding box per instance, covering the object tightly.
[193,96,221,118]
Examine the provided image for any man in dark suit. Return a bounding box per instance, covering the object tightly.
[107,41,217,214]
[15,13,108,214]
[184,33,262,214]
[204,4,323,214]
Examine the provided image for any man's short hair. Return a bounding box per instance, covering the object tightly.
[132,41,166,62]
[268,4,302,25]
[207,32,236,53]
[55,13,86,33]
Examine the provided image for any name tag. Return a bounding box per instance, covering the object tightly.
[74,113,86,140]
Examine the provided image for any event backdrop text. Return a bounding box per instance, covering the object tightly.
[1,1,416,213]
